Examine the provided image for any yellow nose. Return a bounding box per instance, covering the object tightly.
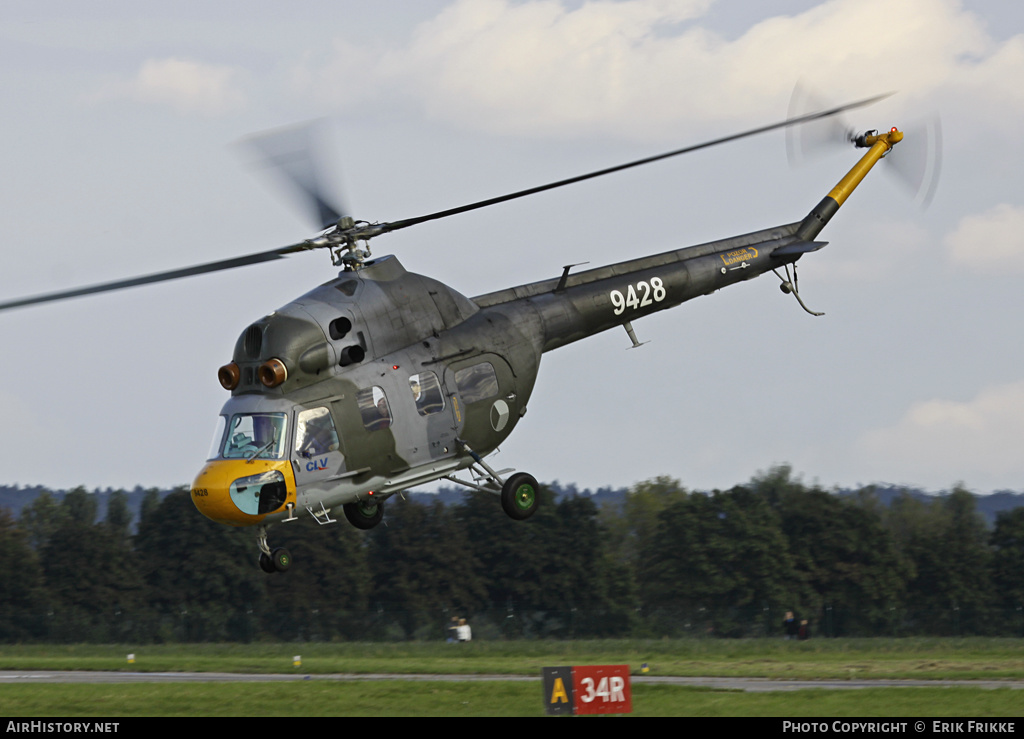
[191,459,296,526]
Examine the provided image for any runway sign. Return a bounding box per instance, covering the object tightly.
[542,664,632,715]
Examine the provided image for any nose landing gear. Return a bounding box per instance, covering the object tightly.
[256,525,292,573]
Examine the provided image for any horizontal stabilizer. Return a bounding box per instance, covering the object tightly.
[772,240,829,257]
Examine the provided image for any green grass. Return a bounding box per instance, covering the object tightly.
[1,682,1021,717]
[2,639,1023,717]
[2,638,1023,680]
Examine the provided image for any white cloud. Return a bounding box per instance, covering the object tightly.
[945,203,1024,273]
[117,58,247,115]
[858,380,1024,487]
[293,0,1024,139]
[952,34,1024,129]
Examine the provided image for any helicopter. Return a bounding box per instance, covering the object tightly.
[0,93,923,573]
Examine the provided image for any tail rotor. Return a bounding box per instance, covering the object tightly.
[786,84,942,207]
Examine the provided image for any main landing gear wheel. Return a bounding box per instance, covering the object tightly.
[259,547,292,573]
[344,499,384,530]
[259,552,274,573]
[501,472,539,521]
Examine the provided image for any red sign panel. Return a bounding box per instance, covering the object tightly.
[571,664,632,715]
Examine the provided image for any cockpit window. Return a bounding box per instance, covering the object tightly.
[295,407,340,457]
[454,362,498,404]
[357,386,392,431]
[409,372,445,416]
[221,413,288,460]
[207,416,227,460]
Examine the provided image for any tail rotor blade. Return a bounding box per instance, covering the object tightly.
[786,83,856,165]
[885,115,942,208]
[785,84,941,208]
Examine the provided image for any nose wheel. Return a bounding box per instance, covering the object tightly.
[256,526,292,573]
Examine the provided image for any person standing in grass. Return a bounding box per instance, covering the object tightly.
[783,611,799,639]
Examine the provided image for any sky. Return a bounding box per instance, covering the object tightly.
[2,0,1023,497]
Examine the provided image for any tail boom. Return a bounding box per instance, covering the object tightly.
[796,127,903,241]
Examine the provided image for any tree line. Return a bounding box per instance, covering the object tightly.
[1,465,1023,642]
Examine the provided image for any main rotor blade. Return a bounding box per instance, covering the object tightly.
[0,93,892,313]
[786,83,855,165]
[0,244,309,312]
[239,121,348,231]
[378,92,894,235]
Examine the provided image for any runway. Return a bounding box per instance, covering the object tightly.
[3,671,1023,692]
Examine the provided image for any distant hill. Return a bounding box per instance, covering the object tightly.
[832,484,1024,527]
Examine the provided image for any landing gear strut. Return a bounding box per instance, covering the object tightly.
[256,525,292,574]
[443,440,540,521]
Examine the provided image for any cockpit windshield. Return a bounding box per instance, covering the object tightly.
[220,413,288,460]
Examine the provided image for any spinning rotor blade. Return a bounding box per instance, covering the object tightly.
[0,92,892,312]
[885,116,942,207]
[0,245,310,311]
[786,84,855,165]
[786,84,941,207]
[377,92,893,236]
[239,120,349,231]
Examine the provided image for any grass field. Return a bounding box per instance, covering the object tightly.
[3,638,1024,679]
[2,682,1022,717]
[2,639,1023,717]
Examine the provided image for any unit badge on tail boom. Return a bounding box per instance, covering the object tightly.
[0,93,934,573]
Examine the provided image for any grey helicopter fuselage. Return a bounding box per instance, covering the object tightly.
[190,126,903,538]
[191,220,808,530]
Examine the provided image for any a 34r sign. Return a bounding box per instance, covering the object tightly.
[542,664,633,715]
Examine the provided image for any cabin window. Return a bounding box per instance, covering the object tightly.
[295,407,341,457]
[409,372,445,416]
[357,386,392,431]
[454,362,499,404]
[221,413,288,460]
